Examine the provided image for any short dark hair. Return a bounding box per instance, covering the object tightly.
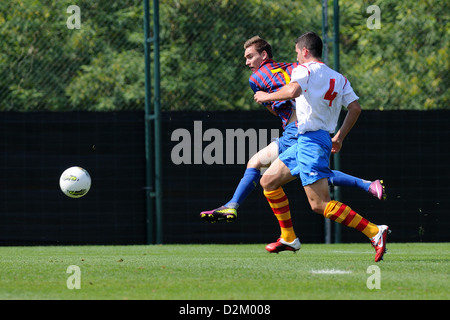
[295,32,323,59]
[244,35,273,59]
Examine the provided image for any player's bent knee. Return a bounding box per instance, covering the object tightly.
[247,143,278,170]
[259,174,269,189]
[309,202,327,214]
[247,156,262,169]
[260,175,277,191]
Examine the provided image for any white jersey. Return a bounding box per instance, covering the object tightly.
[291,61,359,134]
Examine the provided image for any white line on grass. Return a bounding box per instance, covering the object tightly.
[311,269,352,274]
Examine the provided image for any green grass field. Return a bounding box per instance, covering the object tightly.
[0,243,448,300]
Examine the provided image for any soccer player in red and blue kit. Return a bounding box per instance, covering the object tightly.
[200,36,386,252]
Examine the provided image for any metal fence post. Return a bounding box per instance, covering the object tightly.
[144,0,162,244]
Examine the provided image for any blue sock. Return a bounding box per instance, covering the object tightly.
[328,170,371,192]
[225,168,261,209]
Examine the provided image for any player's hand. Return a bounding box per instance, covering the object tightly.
[254,91,269,104]
[331,139,342,154]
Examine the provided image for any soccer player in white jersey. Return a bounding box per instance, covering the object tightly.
[254,32,389,262]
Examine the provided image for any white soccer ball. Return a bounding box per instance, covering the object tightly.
[59,166,91,198]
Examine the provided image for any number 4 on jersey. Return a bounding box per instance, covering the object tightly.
[324,78,337,107]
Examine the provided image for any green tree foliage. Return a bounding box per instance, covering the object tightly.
[0,0,448,111]
[339,0,449,110]
[0,0,143,111]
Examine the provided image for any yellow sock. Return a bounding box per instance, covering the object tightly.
[324,200,379,238]
[264,187,297,243]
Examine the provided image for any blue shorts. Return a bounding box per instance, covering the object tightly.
[275,121,298,154]
[279,130,334,186]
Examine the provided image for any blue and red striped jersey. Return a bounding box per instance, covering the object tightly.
[249,59,298,129]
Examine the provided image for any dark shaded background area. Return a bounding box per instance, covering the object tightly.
[0,110,448,245]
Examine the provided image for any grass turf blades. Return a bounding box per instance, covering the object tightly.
[0,243,448,300]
